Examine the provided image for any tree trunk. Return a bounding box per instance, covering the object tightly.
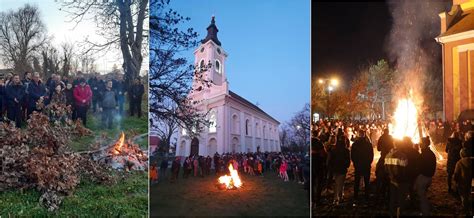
[118,0,147,91]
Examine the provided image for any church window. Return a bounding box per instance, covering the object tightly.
[232,114,239,134]
[245,119,250,136]
[200,47,204,53]
[209,112,217,133]
[217,48,221,54]
[200,59,205,70]
[182,128,187,136]
[215,60,221,74]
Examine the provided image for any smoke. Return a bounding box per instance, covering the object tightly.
[386,0,450,105]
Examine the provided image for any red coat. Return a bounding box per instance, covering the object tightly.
[73,85,92,107]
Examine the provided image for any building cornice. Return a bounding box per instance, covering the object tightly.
[436,30,474,43]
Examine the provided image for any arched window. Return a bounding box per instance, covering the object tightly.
[245,119,250,136]
[255,122,259,137]
[263,125,266,139]
[209,112,217,133]
[215,60,221,74]
[232,114,239,134]
[199,59,205,70]
[181,128,187,136]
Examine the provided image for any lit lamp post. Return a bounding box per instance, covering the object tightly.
[318,78,339,119]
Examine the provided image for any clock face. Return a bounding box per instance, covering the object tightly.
[217,48,221,54]
[200,47,204,53]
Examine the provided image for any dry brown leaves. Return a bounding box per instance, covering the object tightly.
[0,105,112,210]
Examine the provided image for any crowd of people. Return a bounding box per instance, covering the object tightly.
[312,118,473,216]
[0,71,145,128]
[151,151,310,190]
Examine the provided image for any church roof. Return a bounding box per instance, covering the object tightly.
[439,10,474,37]
[202,16,222,46]
[229,90,280,124]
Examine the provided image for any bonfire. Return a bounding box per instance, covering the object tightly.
[92,132,148,171]
[389,91,444,161]
[217,164,243,190]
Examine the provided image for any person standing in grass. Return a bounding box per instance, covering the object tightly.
[160,158,168,179]
[99,81,118,129]
[170,157,181,183]
[73,78,92,126]
[5,75,25,127]
[327,137,351,205]
[112,74,126,115]
[129,77,144,118]
[150,162,158,184]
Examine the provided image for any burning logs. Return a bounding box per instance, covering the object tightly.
[92,132,148,171]
[217,164,243,190]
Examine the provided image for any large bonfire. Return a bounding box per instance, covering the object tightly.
[388,90,444,161]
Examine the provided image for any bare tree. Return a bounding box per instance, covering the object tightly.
[61,42,75,76]
[149,0,212,136]
[59,0,148,88]
[288,103,311,147]
[0,4,48,74]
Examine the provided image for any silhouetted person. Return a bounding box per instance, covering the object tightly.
[415,137,436,216]
[446,132,462,192]
[351,130,374,203]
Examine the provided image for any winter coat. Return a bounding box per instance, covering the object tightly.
[327,145,351,175]
[129,83,144,101]
[101,88,117,109]
[385,148,409,187]
[27,81,47,108]
[73,85,92,107]
[419,148,436,177]
[351,136,374,174]
[5,83,25,105]
[446,137,462,173]
[113,80,126,96]
[454,157,473,197]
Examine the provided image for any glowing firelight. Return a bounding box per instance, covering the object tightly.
[389,98,444,161]
[218,164,242,189]
[390,98,421,143]
[114,132,126,154]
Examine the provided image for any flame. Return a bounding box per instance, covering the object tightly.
[218,164,242,189]
[114,132,125,154]
[390,98,444,161]
[390,98,421,143]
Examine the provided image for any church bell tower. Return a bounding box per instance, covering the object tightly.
[192,16,229,96]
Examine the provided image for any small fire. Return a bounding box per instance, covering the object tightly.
[114,132,125,154]
[218,164,242,189]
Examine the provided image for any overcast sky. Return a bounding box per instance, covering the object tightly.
[0,0,148,74]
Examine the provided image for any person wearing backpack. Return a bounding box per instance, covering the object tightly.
[99,80,118,129]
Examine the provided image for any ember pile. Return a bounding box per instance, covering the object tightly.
[92,132,148,171]
[217,164,243,190]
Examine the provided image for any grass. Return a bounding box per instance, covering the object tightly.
[0,101,149,217]
[150,170,310,216]
[0,172,148,217]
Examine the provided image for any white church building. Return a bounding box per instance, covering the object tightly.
[176,17,281,157]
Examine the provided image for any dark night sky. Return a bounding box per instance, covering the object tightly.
[312,1,392,87]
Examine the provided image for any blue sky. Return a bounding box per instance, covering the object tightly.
[169,0,310,124]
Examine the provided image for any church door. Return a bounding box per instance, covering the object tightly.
[191,137,199,156]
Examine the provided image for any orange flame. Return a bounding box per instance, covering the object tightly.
[218,164,242,189]
[390,98,444,161]
[114,132,125,154]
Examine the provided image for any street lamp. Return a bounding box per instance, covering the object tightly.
[317,77,339,119]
